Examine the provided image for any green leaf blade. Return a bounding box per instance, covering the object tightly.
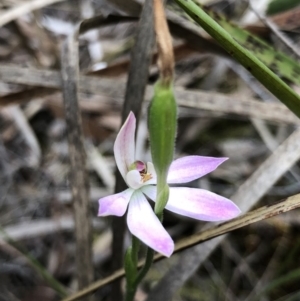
[174,0,300,119]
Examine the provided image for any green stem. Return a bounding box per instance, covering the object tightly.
[125,247,155,301]
[154,175,169,216]
[125,236,141,301]
[125,280,137,301]
[125,283,136,301]
[131,235,140,267]
[135,247,155,285]
[175,0,300,119]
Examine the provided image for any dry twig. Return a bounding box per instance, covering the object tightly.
[61,191,300,301]
[61,26,94,292]
[0,65,298,124]
[0,0,66,28]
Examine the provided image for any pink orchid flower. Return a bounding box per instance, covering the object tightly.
[98,112,241,257]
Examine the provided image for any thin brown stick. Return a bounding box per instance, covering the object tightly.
[61,193,300,301]
[0,65,298,125]
[61,28,93,292]
[153,0,174,84]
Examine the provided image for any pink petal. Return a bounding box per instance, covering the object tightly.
[167,156,228,184]
[166,187,241,221]
[114,112,136,179]
[127,190,174,257]
[135,160,146,172]
[98,188,134,216]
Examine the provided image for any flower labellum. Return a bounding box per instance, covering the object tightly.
[98,112,241,257]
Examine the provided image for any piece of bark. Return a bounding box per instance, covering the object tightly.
[61,32,94,294]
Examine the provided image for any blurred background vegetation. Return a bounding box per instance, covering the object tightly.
[1,0,300,300]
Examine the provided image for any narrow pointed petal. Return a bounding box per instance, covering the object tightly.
[114,112,136,179]
[98,188,134,216]
[166,187,241,221]
[167,156,228,184]
[127,190,174,257]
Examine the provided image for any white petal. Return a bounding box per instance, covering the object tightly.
[126,170,143,190]
[141,185,157,200]
[114,112,136,179]
[167,156,228,184]
[98,188,134,216]
[166,187,241,221]
[127,190,174,257]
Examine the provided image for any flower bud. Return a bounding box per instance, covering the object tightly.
[148,81,177,182]
[148,81,177,215]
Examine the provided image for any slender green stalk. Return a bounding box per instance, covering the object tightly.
[131,236,140,267]
[125,280,136,301]
[124,236,141,301]
[174,0,300,119]
[125,247,155,301]
[154,182,169,222]
[135,248,155,285]
[125,275,136,301]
